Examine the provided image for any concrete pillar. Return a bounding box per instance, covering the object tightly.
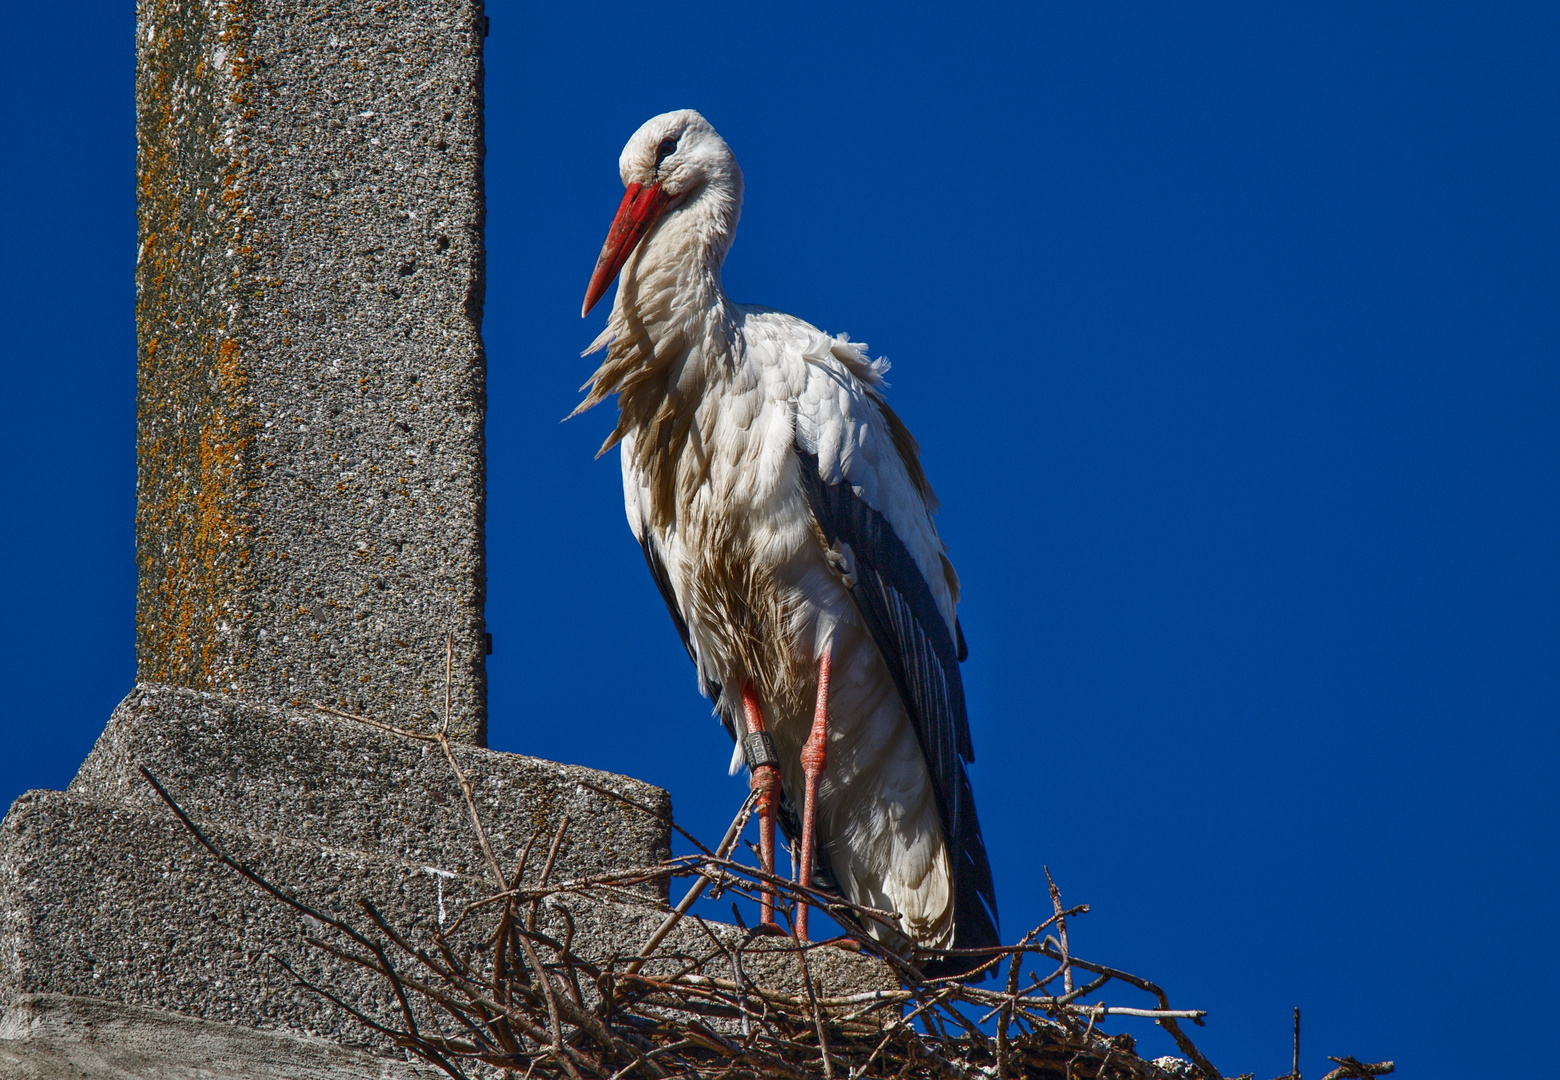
[134,0,488,742]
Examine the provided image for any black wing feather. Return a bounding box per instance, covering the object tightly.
[639,532,724,707]
[797,450,999,973]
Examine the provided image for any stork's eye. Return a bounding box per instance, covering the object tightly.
[655,136,679,168]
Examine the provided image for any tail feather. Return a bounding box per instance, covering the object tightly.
[920,779,1000,980]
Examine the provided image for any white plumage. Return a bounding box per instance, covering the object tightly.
[577,110,996,967]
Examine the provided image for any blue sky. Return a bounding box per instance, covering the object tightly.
[2,2,1556,1076]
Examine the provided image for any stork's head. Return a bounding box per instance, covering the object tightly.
[582,110,744,317]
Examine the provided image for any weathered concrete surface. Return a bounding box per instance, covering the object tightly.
[0,994,436,1079]
[0,788,493,1047]
[134,0,489,741]
[70,684,671,895]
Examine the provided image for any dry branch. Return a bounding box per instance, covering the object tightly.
[1318,1057,1394,1080]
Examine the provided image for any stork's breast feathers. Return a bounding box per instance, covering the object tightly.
[623,309,959,654]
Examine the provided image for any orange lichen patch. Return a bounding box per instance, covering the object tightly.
[135,0,259,693]
[137,333,254,689]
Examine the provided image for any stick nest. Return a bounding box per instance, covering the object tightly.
[136,675,1390,1080]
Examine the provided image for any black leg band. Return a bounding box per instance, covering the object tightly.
[743,731,779,771]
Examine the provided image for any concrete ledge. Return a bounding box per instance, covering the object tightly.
[0,993,436,1079]
[0,789,496,1047]
[70,684,670,898]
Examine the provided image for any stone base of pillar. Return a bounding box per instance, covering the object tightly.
[0,992,437,1079]
[0,686,895,1074]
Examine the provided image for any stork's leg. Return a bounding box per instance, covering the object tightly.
[796,648,831,942]
[740,682,781,929]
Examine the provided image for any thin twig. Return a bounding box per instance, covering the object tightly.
[1045,866,1072,996]
[442,630,454,737]
[1293,1006,1301,1080]
[314,702,439,742]
[529,815,571,932]
[574,777,714,859]
[792,939,833,1080]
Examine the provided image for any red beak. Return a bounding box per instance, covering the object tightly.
[582,181,672,317]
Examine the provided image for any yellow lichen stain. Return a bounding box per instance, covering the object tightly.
[136,0,260,694]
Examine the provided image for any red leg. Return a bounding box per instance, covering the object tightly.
[797,648,831,941]
[741,682,781,928]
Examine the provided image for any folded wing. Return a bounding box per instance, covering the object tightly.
[789,329,999,966]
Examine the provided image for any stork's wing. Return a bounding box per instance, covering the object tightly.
[637,530,726,706]
[623,434,725,709]
[637,532,692,664]
[797,450,998,964]
[762,315,997,967]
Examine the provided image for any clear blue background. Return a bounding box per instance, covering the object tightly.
[2,3,1555,1076]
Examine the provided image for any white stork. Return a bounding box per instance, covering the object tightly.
[576,110,998,973]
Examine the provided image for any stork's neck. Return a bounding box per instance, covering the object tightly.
[576,170,745,459]
[619,177,742,354]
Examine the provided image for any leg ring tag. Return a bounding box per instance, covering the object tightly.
[743,731,779,771]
